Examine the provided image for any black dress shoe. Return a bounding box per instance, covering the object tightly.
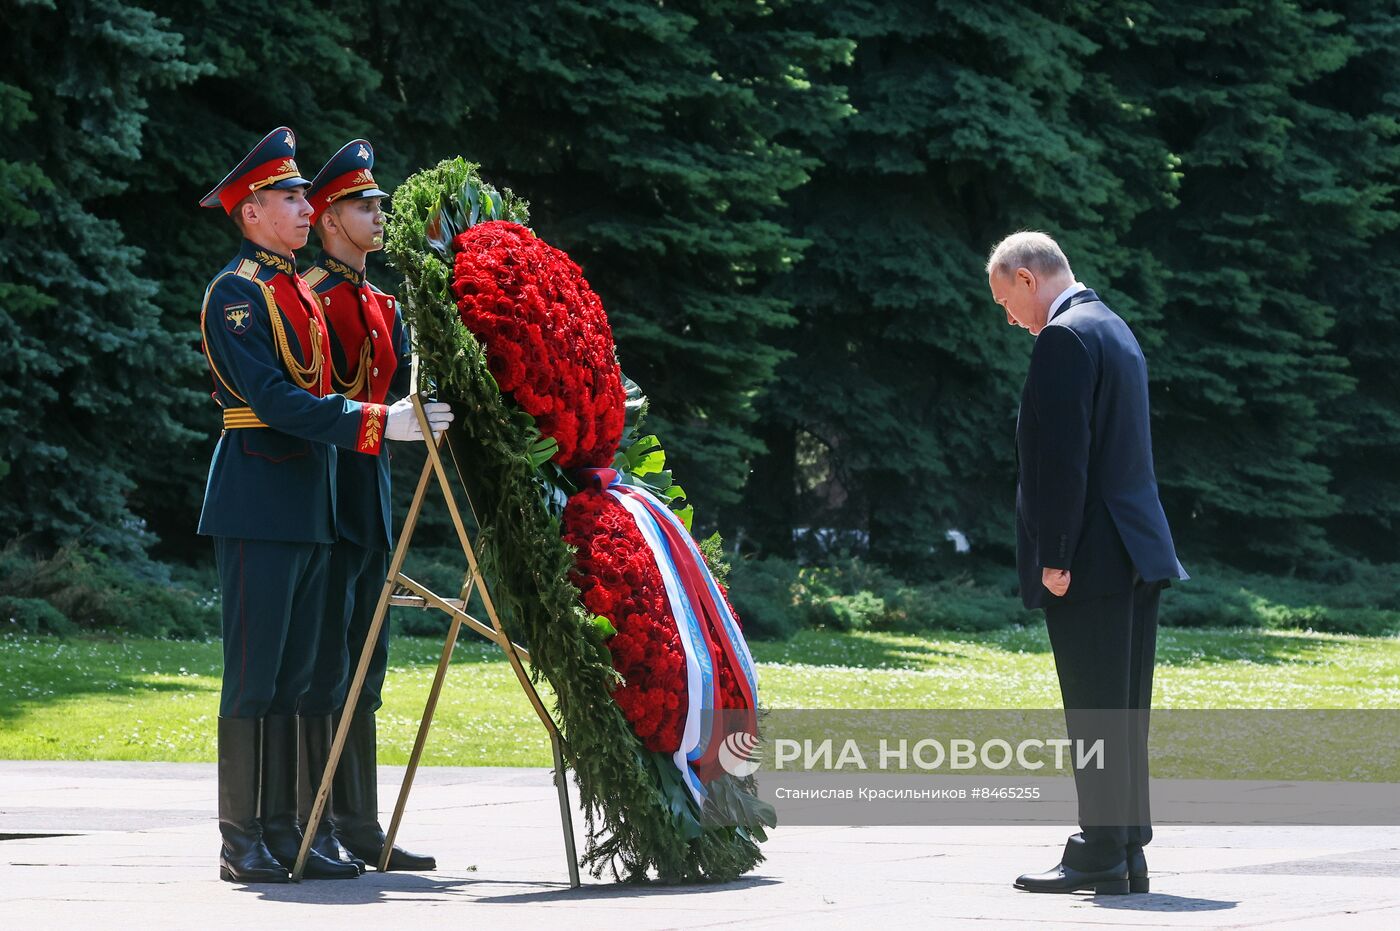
[1014,860,1130,894]
[1127,846,1149,893]
[339,826,437,872]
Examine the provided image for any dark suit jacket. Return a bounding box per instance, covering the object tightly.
[1015,289,1186,609]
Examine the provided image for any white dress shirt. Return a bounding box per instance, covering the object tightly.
[1047,282,1087,322]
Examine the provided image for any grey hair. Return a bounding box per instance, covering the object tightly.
[985,231,1073,280]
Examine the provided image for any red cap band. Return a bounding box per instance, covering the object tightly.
[309,169,379,222]
[219,157,304,214]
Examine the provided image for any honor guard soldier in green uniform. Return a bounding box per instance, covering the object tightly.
[301,140,435,872]
[198,127,451,884]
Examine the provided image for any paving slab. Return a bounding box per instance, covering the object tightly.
[1,761,1397,929]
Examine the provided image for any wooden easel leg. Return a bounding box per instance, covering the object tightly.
[306,395,581,887]
[293,455,435,882]
[427,425,582,887]
[551,732,581,888]
[378,572,476,871]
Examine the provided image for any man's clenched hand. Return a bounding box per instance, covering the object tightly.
[1042,567,1071,598]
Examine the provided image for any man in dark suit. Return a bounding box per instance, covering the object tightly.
[987,231,1187,895]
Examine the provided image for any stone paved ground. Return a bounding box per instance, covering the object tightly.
[2,761,1398,930]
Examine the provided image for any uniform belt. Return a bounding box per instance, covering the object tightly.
[222,407,268,429]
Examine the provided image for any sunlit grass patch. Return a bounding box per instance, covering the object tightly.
[1,626,1396,766]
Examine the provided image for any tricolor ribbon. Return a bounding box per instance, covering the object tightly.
[580,468,759,805]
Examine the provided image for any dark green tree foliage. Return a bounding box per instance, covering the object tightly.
[1309,0,1400,564]
[1098,1,1357,568]
[102,0,389,554]
[748,0,1400,574]
[744,1,1176,569]
[0,83,52,493]
[0,0,204,554]
[373,0,851,513]
[6,0,1400,580]
[44,0,846,555]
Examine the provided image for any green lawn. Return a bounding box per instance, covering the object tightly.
[1,625,1397,767]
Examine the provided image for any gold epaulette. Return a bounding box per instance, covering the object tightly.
[302,266,329,289]
[222,407,268,429]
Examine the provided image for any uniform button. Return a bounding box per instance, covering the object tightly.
[371,329,379,338]
[361,294,368,302]
[323,297,330,305]
[372,367,379,376]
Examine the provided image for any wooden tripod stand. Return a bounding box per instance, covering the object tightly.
[293,367,581,888]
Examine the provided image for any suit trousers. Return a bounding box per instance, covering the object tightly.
[1044,577,1163,870]
[215,537,330,718]
[302,539,391,716]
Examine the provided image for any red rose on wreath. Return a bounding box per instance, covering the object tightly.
[562,488,688,752]
[449,221,626,468]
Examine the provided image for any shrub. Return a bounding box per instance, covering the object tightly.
[895,579,1040,632]
[727,555,808,640]
[0,542,219,638]
[728,556,1035,638]
[0,595,75,635]
[1162,563,1400,636]
[728,555,1400,640]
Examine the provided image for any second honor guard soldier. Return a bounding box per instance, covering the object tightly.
[198,127,452,883]
[300,139,434,871]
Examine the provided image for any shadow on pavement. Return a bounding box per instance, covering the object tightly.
[237,871,476,904]
[474,874,782,904]
[234,872,780,905]
[1091,893,1237,912]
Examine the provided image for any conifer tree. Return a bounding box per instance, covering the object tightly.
[1100,0,1357,567]
[745,0,1175,569]
[373,0,852,512]
[0,0,203,554]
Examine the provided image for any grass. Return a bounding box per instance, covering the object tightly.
[1,625,1397,767]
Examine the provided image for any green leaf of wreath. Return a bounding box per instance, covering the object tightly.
[591,614,618,638]
[528,435,559,469]
[624,435,665,476]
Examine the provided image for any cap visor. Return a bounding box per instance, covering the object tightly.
[269,177,312,190]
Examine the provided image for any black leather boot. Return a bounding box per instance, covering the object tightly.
[261,714,359,880]
[1127,845,1149,893]
[334,710,436,871]
[299,713,365,874]
[217,717,288,883]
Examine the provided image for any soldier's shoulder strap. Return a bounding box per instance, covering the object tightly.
[302,265,330,291]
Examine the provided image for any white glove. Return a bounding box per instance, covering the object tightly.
[385,398,454,442]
